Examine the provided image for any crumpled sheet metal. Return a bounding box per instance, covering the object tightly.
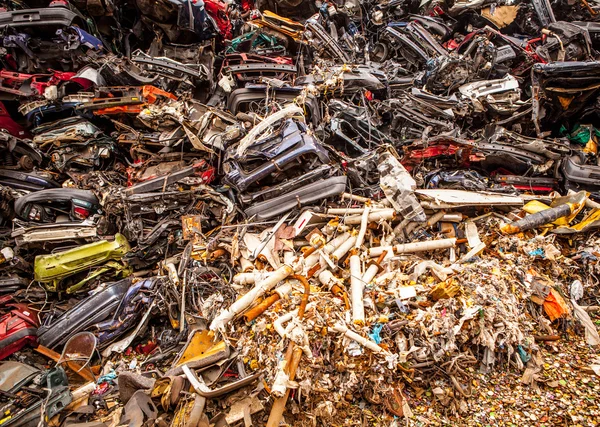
[1,0,600,426]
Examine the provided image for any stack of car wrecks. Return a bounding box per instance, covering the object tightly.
[1,0,600,425]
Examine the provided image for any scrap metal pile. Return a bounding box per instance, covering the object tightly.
[1,0,600,425]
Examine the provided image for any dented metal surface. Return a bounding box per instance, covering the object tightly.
[0,0,599,426]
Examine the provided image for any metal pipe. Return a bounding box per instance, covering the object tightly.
[366,238,457,257]
[304,232,351,269]
[318,269,350,308]
[274,310,296,338]
[343,209,396,225]
[210,264,294,330]
[180,275,186,332]
[341,192,372,203]
[318,269,341,290]
[266,274,310,426]
[290,274,310,319]
[208,248,226,261]
[362,251,387,284]
[240,257,254,272]
[426,210,447,227]
[324,232,351,253]
[331,234,357,261]
[500,202,580,234]
[283,251,295,265]
[233,271,273,285]
[266,346,303,427]
[243,294,281,323]
[323,223,351,235]
[349,254,364,325]
[327,207,389,215]
[332,322,387,353]
[355,206,371,249]
[440,213,463,223]
[272,303,316,338]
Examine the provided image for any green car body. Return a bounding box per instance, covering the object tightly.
[34,233,131,293]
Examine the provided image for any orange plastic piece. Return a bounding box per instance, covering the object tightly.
[543,288,570,321]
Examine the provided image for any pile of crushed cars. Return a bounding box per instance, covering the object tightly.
[1,0,600,425]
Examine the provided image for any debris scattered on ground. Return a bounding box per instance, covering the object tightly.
[1,0,600,425]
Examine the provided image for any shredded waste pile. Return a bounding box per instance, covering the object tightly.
[1,0,600,426]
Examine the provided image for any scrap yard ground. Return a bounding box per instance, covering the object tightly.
[2,0,600,426]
